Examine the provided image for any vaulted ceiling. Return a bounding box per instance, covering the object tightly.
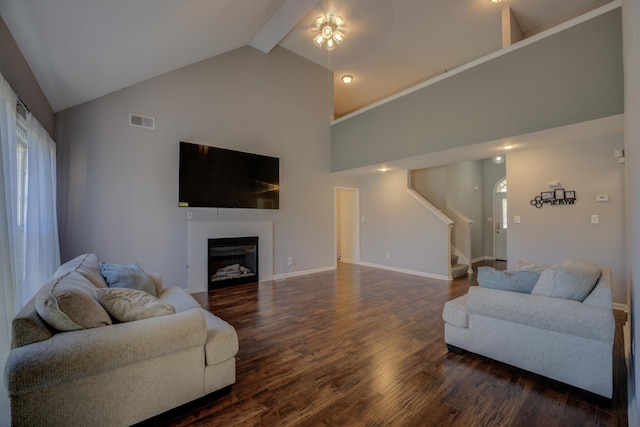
[0,0,613,116]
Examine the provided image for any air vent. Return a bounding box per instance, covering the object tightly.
[129,113,155,130]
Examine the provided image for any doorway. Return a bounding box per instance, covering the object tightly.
[335,187,360,264]
[493,178,507,261]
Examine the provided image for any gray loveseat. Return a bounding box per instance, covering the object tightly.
[442,259,614,398]
[4,253,239,426]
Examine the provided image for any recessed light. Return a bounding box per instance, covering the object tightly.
[503,145,515,150]
[377,167,389,172]
[341,75,353,84]
[490,0,501,3]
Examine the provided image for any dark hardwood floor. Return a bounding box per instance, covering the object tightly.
[147,261,628,426]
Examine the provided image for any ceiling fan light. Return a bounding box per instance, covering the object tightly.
[321,24,334,39]
[312,14,346,50]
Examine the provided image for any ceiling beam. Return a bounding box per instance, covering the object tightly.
[249,0,320,53]
[502,6,524,47]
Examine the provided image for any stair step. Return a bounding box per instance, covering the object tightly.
[451,263,468,279]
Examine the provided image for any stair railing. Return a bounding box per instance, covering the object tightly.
[444,204,473,274]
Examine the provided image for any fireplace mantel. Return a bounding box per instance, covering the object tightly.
[187,221,273,293]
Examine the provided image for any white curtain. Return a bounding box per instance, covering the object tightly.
[0,72,19,427]
[23,111,60,301]
[0,72,60,426]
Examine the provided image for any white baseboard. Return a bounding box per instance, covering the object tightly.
[358,261,451,281]
[272,265,336,281]
[614,302,629,313]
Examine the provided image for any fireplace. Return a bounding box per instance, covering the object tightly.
[208,237,258,289]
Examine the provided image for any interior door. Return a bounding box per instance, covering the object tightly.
[336,188,359,264]
[494,192,507,261]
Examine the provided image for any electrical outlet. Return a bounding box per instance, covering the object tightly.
[287,257,293,266]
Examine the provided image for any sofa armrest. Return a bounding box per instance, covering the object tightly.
[467,286,614,343]
[5,309,207,396]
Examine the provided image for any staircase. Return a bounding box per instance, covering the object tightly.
[451,254,468,279]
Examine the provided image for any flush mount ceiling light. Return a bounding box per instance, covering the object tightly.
[492,155,505,164]
[312,14,346,51]
[341,75,353,84]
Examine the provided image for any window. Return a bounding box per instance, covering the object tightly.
[16,120,27,228]
[496,178,507,229]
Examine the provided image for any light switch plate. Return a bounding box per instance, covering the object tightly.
[514,215,521,224]
[591,214,599,224]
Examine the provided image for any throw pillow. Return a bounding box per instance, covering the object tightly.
[100,262,157,296]
[509,260,549,274]
[477,267,540,294]
[94,288,175,322]
[531,259,601,302]
[55,253,108,288]
[36,272,112,331]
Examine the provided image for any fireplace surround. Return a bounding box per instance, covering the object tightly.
[208,236,258,289]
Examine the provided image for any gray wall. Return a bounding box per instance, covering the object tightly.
[507,136,626,303]
[0,15,54,136]
[359,169,449,278]
[411,159,505,261]
[446,160,484,260]
[622,0,640,419]
[331,9,623,172]
[55,46,357,287]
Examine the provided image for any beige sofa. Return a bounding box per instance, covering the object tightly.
[442,259,615,398]
[4,253,239,426]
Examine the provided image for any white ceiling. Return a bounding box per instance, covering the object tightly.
[0,0,612,115]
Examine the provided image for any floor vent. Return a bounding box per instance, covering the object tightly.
[129,113,155,129]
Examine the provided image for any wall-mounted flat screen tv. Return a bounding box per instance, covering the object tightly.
[178,141,279,209]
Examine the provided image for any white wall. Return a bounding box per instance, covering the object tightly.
[507,136,626,303]
[55,46,357,287]
[359,169,450,278]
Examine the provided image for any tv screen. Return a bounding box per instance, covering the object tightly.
[178,141,279,209]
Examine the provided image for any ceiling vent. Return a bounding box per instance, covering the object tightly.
[129,113,155,130]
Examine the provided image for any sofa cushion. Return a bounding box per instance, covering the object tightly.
[477,267,540,294]
[159,286,202,312]
[531,259,601,302]
[510,260,549,274]
[95,288,176,322]
[36,272,112,331]
[55,253,107,288]
[100,262,157,296]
